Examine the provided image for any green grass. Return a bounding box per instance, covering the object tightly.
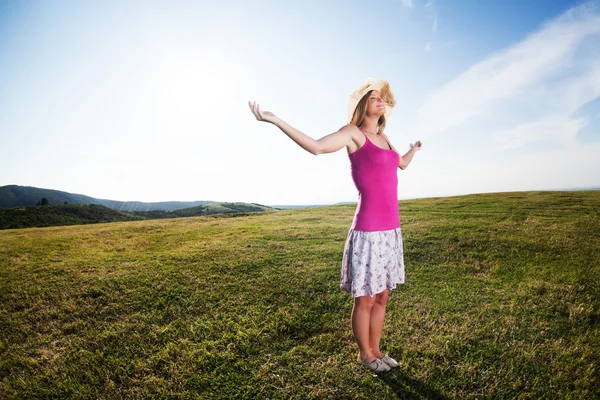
[1,191,598,399]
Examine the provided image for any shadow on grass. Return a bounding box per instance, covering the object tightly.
[378,368,450,400]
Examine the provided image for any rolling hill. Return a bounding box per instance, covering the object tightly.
[0,201,277,230]
[0,185,216,211]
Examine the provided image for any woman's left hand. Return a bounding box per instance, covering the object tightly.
[410,141,423,151]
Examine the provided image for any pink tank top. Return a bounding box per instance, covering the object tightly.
[349,130,401,232]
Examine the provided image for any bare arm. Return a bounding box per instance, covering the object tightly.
[273,118,354,155]
[248,101,353,155]
[381,133,422,169]
[398,146,420,169]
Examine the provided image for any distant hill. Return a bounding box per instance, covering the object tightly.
[270,204,326,209]
[132,202,276,219]
[0,201,277,230]
[0,204,143,229]
[0,185,217,211]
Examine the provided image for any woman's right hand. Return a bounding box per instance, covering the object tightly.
[248,101,278,124]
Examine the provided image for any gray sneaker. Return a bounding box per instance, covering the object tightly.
[357,356,391,372]
[379,354,399,368]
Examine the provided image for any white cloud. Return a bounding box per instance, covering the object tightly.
[415,1,600,149]
[424,1,438,33]
[492,115,586,149]
[402,0,413,8]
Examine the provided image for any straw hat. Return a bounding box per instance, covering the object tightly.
[347,79,396,123]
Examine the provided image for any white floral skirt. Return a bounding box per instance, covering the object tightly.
[340,227,405,298]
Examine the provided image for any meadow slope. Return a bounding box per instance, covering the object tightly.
[0,191,598,399]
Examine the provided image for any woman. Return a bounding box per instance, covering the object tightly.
[248,79,422,372]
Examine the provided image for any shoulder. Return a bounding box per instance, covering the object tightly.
[339,124,362,140]
[380,131,398,152]
[339,123,360,133]
[380,131,395,145]
[339,124,365,153]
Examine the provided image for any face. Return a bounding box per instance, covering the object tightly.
[367,90,386,117]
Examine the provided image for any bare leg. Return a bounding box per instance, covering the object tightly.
[369,290,389,358]
[351,295,377,362]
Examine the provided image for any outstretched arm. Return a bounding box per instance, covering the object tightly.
[248,101,353,155]
[381,133,422,169]
[399,143,422,169]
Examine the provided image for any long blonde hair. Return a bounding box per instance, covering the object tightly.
[349,88,395,134]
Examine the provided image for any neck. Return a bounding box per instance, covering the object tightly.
[359,115,380,134]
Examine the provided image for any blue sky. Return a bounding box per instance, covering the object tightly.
[1,0,599,205]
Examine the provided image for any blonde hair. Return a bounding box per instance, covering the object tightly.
[349,83,396,134]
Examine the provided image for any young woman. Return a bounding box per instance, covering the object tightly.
[248,79,422,372]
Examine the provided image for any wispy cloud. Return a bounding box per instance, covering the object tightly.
[424,1,438,33]
[492,115,586,148]
[401,0,414,9]
[415,1,600,149]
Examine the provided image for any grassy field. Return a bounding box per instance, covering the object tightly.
[0,191,598,399]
